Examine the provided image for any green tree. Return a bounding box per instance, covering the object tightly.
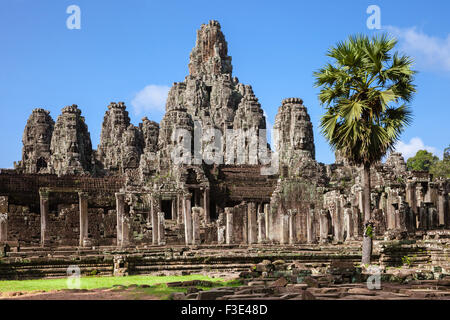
[406,150,439,171]
[314,34,416,265]
[444,145,450,161]
[430,145,450,179]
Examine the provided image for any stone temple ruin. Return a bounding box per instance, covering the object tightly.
[0,21,449,286]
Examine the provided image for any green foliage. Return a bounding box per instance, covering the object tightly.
[407,149,439,171]
[401,255,412,267]
[430,158,450,179]
[89,269,99,276]
[443,145,450,161]
[365,225,373,238]
[430,145,450,179]
[406,147,450,179]
[314,34,416,166]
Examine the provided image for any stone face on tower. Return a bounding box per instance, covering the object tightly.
[274,98,315,167]
[229,85,268,165]
[17,108,55,174]
[49,105,93,176]
[97,102,145,173]
[97,102,132,171]
[157,105,194,171]
[385,152,407,175]
[138,117,160,177]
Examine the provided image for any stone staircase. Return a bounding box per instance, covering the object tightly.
[0,244,364,280]
[378,232,450,273]
[1,237,446,281]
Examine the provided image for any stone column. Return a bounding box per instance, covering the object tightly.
[280,211,289,245]
[358,190,364,216]
[39,190,49,247]
[121,214,130,247]
[319,209,329,243]
[0,196,8,242]
[203,189,210,224]
[288,209,297,245]
[157,212,166,245]
[0,196,7,214]
[78,192,89,247]
[149,194,154,224]
[416,185,424,211]
[406,183,417,215]
[115,193,125,247]
[307,207,316,243]
[333,201,344,242]
[0,213,7,242]
[247,202,257,244]
[192,207,201,245]
[264,203,270,240]
[428,207,437,229]
[344,208,354,241]
[352,207,360,237]
[225,207,233,244]
[184,195,192,245]
[151,197,159,245]
[438,191,446,227]
[242,205,248,244]
[177,194,183,224]
[171,199,177,221]
[419,205,427,230]
[257,211,266,244]
[386,193,396,230]
[424,186,432,203]
[217,224,226,244]
[398,200,408,231]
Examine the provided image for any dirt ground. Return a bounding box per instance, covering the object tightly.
[0,287,160,300]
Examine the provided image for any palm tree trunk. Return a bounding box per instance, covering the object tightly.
[361,162,372,265]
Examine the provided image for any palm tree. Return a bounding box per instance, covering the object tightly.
[314,34,416,265]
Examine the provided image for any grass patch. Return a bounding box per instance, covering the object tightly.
[0,274,226,293]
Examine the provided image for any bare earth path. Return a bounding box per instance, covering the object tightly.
[0,287,160,300]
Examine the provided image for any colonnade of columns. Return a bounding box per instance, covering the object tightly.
[39,190,90,247]
[225,201,270,245]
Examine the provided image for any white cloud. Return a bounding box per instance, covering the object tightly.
[384,26,450,72]
[131,84,170,115]
[394,137,439,159]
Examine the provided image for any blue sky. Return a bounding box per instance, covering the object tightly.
[1,0,449,168]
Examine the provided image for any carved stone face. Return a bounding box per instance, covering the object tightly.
[36,126,49,144]
[293,127,311,150]
[69,141,79,154]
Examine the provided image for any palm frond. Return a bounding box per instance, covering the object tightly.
[313,33,415,166]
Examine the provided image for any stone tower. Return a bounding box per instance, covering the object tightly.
[97,102,144,173]
[385,152,408,175]
[50,105,93,176]
[274,98,316,173]
[18,108,55,174]
[157,105,194,171]
[230,85,268,165]
[160,20,269,166]
[139,117,160,177]
[188,20,233,78]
